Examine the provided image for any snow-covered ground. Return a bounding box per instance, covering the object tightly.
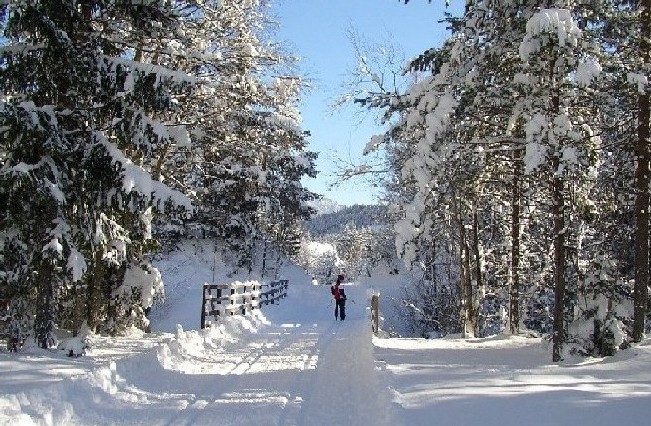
[2,244,651,425]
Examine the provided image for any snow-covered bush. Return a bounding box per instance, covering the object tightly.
[399,276,461,338]
[57,322,91,357]
[566,253,632,356]
[106,263,164,335]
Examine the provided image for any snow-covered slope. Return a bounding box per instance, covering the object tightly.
[2,243,651,425]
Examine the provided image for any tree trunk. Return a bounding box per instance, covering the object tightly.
[510,147,522,335]
[429,240,437,283]
[35,259,56,348]
[633,0,651,343]
[461,238,474,337]
[261,239,268,279]
[552,169,566,362]
[472,207,483,297]
[87,249,105,333]
[456,198,475,338]
[550,55,566,361]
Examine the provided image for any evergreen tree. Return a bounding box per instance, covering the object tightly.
[0,0,192,345]
[357,2,609,356]
[182,0,317,267]
[1,0,317,348]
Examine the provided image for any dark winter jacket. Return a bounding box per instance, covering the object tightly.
[339,288,347,301]
[331,285,341,300]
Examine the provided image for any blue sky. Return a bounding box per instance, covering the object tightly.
[272,0,461,205]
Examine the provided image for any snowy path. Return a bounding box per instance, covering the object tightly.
[118,282,393,425]
[285,319,392,426]
[0,280,395,426]
[5,256,651,426]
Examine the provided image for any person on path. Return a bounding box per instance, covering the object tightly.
[331,274,345,320]
[338,287,347,320]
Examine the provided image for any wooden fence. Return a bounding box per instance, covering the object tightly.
[259,279,289,306]
[200,279,289,329]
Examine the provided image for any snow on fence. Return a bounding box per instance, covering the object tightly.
[200,279,289,329]
[259,279,289,306]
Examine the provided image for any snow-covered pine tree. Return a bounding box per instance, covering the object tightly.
[179,0,317,268]
[342,12,480,337]
[355,2,604,349]
[451,0,640,356]
[357,3,525,339]
[389,1,539,339]
[517,6,601,361]
[434,0,529,338]
[565,0,651,347]
[0,1,193,346]
[454,0,534,336]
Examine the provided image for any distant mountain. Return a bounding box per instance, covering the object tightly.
[305,204,389,236]
[307,198,343,215]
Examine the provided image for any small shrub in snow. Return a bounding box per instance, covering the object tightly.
[57,322,91,357]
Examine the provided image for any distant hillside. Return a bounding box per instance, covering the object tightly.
[305,204,389,236]
[307,198,343,215]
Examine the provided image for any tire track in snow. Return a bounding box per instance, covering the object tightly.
[165,317,334,425]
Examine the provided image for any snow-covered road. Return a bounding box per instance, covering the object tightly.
[0,276,396,426]
[110,282,393,426]
[4,252,651,426]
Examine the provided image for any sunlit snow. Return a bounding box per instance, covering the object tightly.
[2,242,651,425]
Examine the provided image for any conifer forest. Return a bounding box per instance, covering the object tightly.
[1,0,318,349]
[2,0,651,366]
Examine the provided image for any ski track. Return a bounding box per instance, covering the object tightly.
[3,282,395,426]
[5,265,651,425]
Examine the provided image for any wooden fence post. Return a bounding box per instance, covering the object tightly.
[371,294,379,335]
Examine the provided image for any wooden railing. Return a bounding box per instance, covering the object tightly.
[200,279,289,329]
[259,279,289,306]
